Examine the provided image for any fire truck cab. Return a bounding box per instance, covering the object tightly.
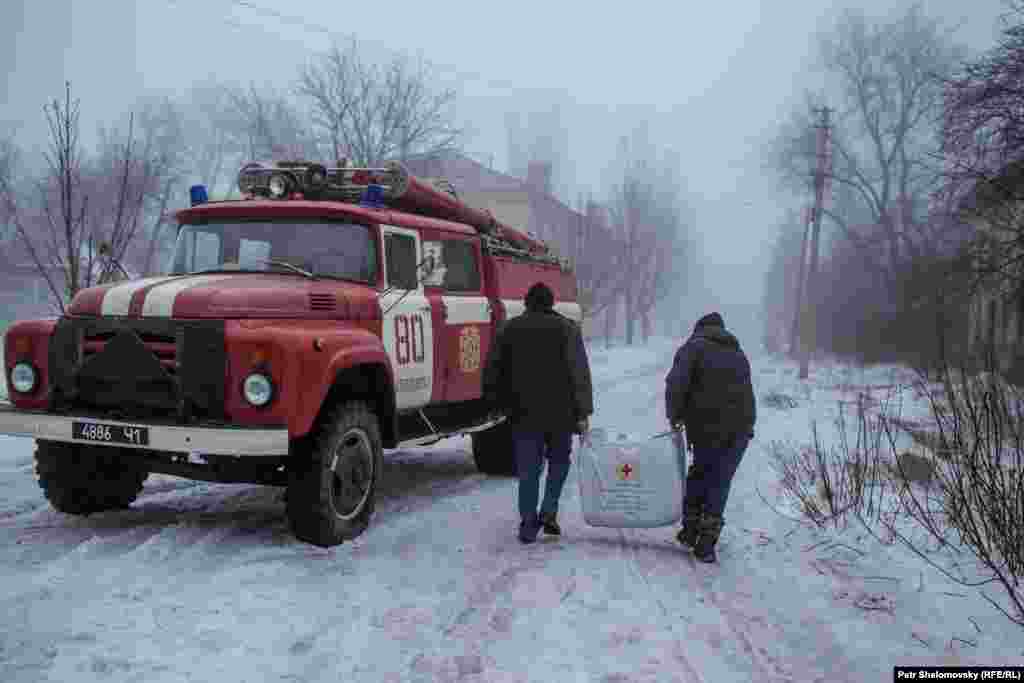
[0,160,581,547]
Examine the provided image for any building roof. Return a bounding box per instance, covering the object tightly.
[404,153,589,245]
[405,153,528,194]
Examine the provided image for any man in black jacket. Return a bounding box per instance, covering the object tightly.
[482,282,594,544]
[665,312,756,563]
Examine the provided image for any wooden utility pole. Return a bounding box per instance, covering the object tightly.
[789,207,812,357]
[798,106,832,380]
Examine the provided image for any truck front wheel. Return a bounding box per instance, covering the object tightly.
[471,421,517,476]
[35,440,148,515]
[286,401,383,547]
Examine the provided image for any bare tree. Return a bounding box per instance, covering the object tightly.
[15,81,90,310]
[224,84,319,163]
[0,83,177,312]
[0,133,16,241]
[82,108,174,287]
[771,5,967,285]
[574,199,623,323]
[122,97,189,276]
[762,210,807,353]
[606,131,689,345]
[635,187,689,342]
[943,1,1024,297]
[296,40,463,166]
[181,82,247,198]
[609,172,680,345]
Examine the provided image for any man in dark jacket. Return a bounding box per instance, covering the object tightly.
[665,312,756,563]
[482,282,594,544]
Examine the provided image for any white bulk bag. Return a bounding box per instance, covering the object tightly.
[575,428,687,528]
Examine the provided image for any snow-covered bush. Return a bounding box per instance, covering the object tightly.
[857,363,1024,628]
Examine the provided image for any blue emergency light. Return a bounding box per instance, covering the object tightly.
[359,184,385,209]
[190,184,209,206]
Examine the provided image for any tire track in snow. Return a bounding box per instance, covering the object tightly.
[1,482,283,578]
[605,525,805,683]
[614,529,707,683]
[425,535,590,682]
[626,529,860,683]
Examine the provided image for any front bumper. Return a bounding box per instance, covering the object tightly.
[0,401,289,456]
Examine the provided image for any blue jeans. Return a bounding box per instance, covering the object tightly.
[512,431,573,522]
[683,433,751,519]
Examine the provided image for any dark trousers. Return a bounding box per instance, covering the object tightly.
[512,431,573,522]
[682,433,751,519]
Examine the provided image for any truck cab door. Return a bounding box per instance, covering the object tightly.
[431,238,490,403]
[380,225,435,411]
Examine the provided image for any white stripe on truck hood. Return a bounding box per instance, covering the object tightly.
[141,275,235,317]
[100,276,181,316]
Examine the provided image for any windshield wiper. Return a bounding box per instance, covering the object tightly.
[257,259,317,279]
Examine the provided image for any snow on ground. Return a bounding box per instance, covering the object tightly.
[0,335,1022,683]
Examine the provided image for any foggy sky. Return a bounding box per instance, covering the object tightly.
[1,0,1008,344]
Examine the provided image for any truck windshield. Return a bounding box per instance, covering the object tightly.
[169,220,378,284]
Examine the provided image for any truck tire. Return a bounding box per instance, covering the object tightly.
[35,440,148,515]
[471,421,517,476]
[286,401,383,547]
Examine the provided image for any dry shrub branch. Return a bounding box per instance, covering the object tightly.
[770,359,1024,627]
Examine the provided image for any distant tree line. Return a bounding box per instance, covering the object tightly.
[762,3,1024,371]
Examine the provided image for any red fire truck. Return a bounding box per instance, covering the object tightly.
[0,160,582,547]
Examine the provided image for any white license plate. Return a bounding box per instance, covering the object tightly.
[72,421,149,446]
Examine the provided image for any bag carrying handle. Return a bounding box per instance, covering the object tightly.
[577,428,688,495]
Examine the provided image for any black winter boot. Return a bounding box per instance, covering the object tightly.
[693,514,724,563]
[676,504,704,548]
[519,515,541,544]
[540,511,561,536]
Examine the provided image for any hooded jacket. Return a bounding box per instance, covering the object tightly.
[665,322,756,448]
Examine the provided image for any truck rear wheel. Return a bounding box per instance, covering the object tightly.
[35,440,148,515]
[286,401,383,547]
[471,421,517,476]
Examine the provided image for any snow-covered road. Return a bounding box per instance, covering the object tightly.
[1,337,1020,682]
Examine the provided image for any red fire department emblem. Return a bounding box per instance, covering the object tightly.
[458,326,481,373]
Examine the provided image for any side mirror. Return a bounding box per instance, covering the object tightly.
[421,254,435,277]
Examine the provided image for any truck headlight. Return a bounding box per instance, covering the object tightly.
[243,373,273,407]
[10,362,37,394]
[268,173,291,199]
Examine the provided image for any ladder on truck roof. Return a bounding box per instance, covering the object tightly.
[235,159,572,270]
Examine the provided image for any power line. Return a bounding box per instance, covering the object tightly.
[155,0,557,95]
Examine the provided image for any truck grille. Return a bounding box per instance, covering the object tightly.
[48,318,226,423]
[83,331,179,376]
